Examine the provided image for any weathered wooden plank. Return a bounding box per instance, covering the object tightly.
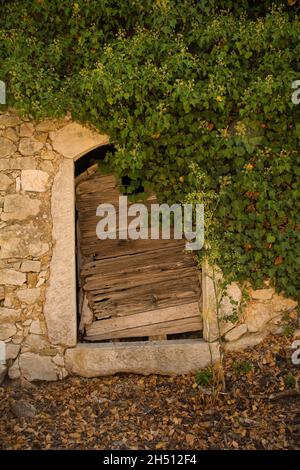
[85,317,202,341]
[85,302,201,340]
[76,174,117,194]
[90,275,200,317]
[83,266,198,292]
[81,237,187,258]
[81,250,196,278]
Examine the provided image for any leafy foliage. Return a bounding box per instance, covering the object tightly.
[0,1,300,298]
[232,360,254,375]
[195,367,214,387]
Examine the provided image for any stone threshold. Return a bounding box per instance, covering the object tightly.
[65,339,220,377]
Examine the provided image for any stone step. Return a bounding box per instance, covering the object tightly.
[65,339,220,377]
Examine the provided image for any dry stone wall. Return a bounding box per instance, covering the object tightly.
[0,109,72,382]
[202,263,298,350]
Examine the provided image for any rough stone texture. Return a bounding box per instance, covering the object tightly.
[65,340,220,377]
[8,359,20,379]
[21,170,49,192]
[19,137,43,156]
[2,194,41,221]
[0,114,21,127]
[0,323,17,341]
[224,332,267,352]
[50,122,109,159]
[19,353,57,381]
[20,260,41,272]
[3,127,18,142]
[0,307,22,321]
[29,320,43,335]
[0,269,26,286]
[0,173,12,190]
[5,343,20,360]
[16,288,41,305]
[36,119,58,132]
[44,158,77,347]
[0,137,16,157]
[202,261,242,342]
[0,224,49,259]
[23,334,50,353]
[11,400,37,418]
[249,288,274,301]
[224,323,248,342]
[40,149,57,160]
[271,293,297,313]
[19,123,34,137]
[10,157,38,170]
[244,302,272,333]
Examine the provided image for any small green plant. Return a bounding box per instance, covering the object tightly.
[195,367,214,387]
[285,372,296,389]
[232,360,253,375]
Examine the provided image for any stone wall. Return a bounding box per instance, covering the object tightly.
[0,109,108,382]
[0,109,298,382]
[202,263,298,350]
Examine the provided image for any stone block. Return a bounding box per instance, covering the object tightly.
[10,157,38,170]
[0,307,22,321]
[20,260,41,273]
[224,332,267,352]
[19,123,34,137]
[224,323,248,342]
[44,158,76,347]
[0,173,12,191]
[0,323,17,341]
[50,122,109,159]
[0,224,48,259]
[65,340,220,377]
[19,137,43,156]
[8,359,20,379]
[36,120,58,132]
[19,353,57,381]
[0,114,21,127]
[249,288,274,301]
[0,269,26,286]
[21,170,49,192]
[16,287,40,304]
[3,194,41,221]
[29,320,43,335]
[202,261,242,341]
[0,137,17,157]
[6,343,20,360]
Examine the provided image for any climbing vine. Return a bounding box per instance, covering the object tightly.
[1,0,300,299]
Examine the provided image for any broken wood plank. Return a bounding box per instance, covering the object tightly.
[85,302,201,338]
[83,266,199,292]
[90,276,201,317]
[81,246,195,277]
[85,316,202,341]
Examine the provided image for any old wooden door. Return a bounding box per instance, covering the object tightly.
[76,168,202,341]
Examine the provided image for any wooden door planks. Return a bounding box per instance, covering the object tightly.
[84,302,202,341]
[76,170,202,341]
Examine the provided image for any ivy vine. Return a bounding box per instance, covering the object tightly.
[0,0,300,299]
